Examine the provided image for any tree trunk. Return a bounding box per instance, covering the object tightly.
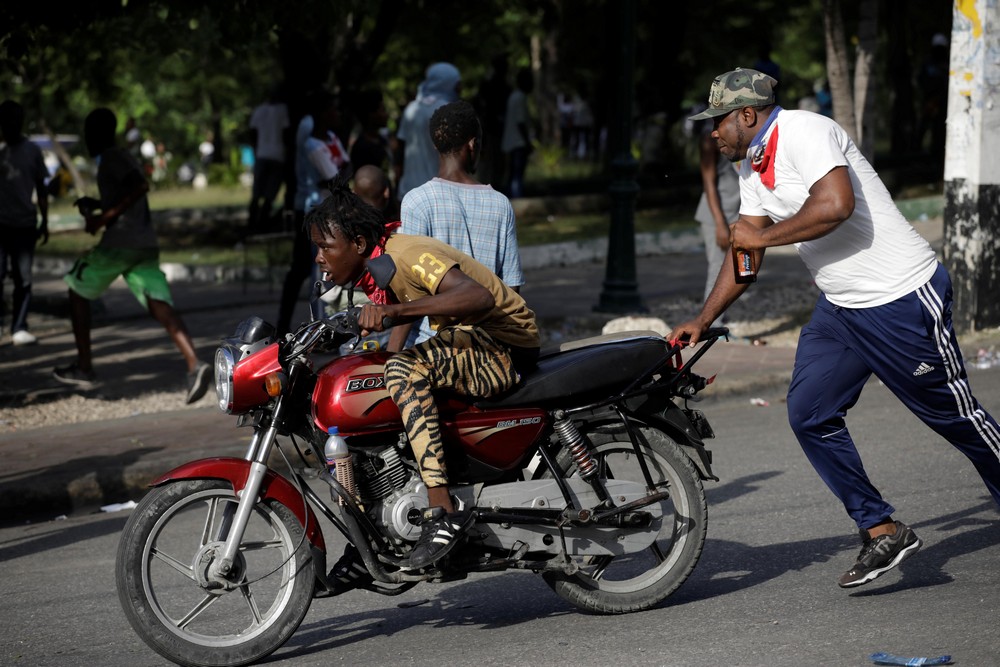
[853,0,879,161]
[824,0,858,144]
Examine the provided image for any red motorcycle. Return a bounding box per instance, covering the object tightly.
[116,306,728,667]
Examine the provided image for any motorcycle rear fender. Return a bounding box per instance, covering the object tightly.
[150,457,327,551]
[614,397,718,481]
[644,406,717,481]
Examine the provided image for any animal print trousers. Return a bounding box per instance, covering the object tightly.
[384,325,519,488]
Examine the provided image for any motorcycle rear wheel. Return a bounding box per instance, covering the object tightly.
[543,424,707,614]
[116,479,315,667]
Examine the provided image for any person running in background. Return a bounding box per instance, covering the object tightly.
[0,99,49,346]
[55,107,211,403]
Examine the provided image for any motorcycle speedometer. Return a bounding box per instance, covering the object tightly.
[214,346,237,413]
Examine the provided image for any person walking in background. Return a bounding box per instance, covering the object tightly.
[247,85,290,232]
[395,62,461,202]
[276,91,349,336]
[570,91,594,161]
[917,33,949,164]
[353,164,397,222]
[0,99,49,346]
[401,100,524,348]
[55,107,211,404]
[672,68,1000,589]
[473,54,510,188]
[349,89,392,174]
[402,100,522,290]
[501,68,533,198]
[693,117,740,328]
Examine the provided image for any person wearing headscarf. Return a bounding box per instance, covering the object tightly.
[395,62,461,200]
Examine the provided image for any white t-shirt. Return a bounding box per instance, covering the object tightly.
[739,110,937,308]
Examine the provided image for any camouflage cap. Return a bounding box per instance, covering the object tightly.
[688,68,778,120]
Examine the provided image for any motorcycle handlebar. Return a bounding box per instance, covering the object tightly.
[345,306,395,332]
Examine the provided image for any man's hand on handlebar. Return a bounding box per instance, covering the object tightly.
[357,303,396,336]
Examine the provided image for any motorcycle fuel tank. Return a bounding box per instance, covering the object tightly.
[313,352,547,471]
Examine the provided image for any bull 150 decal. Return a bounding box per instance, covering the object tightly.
[496,417,542,428]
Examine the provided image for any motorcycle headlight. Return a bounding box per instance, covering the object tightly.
[214,345,237,413]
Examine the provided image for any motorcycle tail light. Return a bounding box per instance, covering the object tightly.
[215,346,237,413]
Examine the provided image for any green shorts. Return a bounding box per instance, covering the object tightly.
[64,246,173,309]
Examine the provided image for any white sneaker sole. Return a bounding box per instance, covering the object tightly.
[839,536,922,588]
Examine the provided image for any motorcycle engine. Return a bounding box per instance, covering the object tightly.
[356,444,426,544]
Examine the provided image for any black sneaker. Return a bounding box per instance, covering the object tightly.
[838,520,922,588]
[329,544,373,594]
[53,363,99,389]
[406,507,475,570]
[186,362,212,404]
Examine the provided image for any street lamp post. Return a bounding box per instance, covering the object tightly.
[595,0,646,314]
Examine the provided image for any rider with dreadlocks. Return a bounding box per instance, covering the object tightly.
[305,172,540,573]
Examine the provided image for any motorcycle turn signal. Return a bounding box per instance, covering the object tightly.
[265,372,287,398]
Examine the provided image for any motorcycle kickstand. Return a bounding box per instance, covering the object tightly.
[554,520,580,575]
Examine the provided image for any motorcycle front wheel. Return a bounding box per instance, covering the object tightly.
[116,479,315,667]
[543,423,708,614]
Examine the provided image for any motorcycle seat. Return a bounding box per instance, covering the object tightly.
[478,331,670,409]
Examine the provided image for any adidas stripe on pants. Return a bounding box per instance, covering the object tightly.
[786,262,1000,529]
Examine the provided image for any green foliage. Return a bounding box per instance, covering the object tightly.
[2,0,956,190]
[534,143,567,177]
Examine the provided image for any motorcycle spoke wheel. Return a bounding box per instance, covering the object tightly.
[543,425,708,615]
[117,479,315,667]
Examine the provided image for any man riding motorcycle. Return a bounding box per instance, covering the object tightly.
[306,173,540,573]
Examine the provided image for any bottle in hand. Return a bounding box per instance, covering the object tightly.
[732,246,757,284]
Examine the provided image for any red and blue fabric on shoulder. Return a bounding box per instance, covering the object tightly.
[750,106,782,190]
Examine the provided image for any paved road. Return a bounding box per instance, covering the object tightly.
[2,366,998,667]
[1,248,815,522]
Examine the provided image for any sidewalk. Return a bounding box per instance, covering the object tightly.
[0,214,960,523]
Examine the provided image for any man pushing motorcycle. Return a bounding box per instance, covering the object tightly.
[305,173,540,573]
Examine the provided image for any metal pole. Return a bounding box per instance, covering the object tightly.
[595,0,646,314]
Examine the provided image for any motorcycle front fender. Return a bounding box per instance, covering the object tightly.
[150,457,326,551]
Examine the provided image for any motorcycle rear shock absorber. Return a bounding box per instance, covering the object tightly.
[552,411,598,480]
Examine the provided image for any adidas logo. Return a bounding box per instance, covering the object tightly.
[913,362,934,376]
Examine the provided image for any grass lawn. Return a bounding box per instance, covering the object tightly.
[39,181,943,269]
[40,184,699,267]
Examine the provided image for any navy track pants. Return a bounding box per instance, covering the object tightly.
[786,263,1000,529]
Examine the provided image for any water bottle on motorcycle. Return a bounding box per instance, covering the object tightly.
[324,427,356,504]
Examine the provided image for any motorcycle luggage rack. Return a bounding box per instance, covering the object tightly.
[555,328,728,497]
[562,327,729,418]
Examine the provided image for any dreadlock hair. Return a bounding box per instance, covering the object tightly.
[430,100,481,155]
[305,171,386,254]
